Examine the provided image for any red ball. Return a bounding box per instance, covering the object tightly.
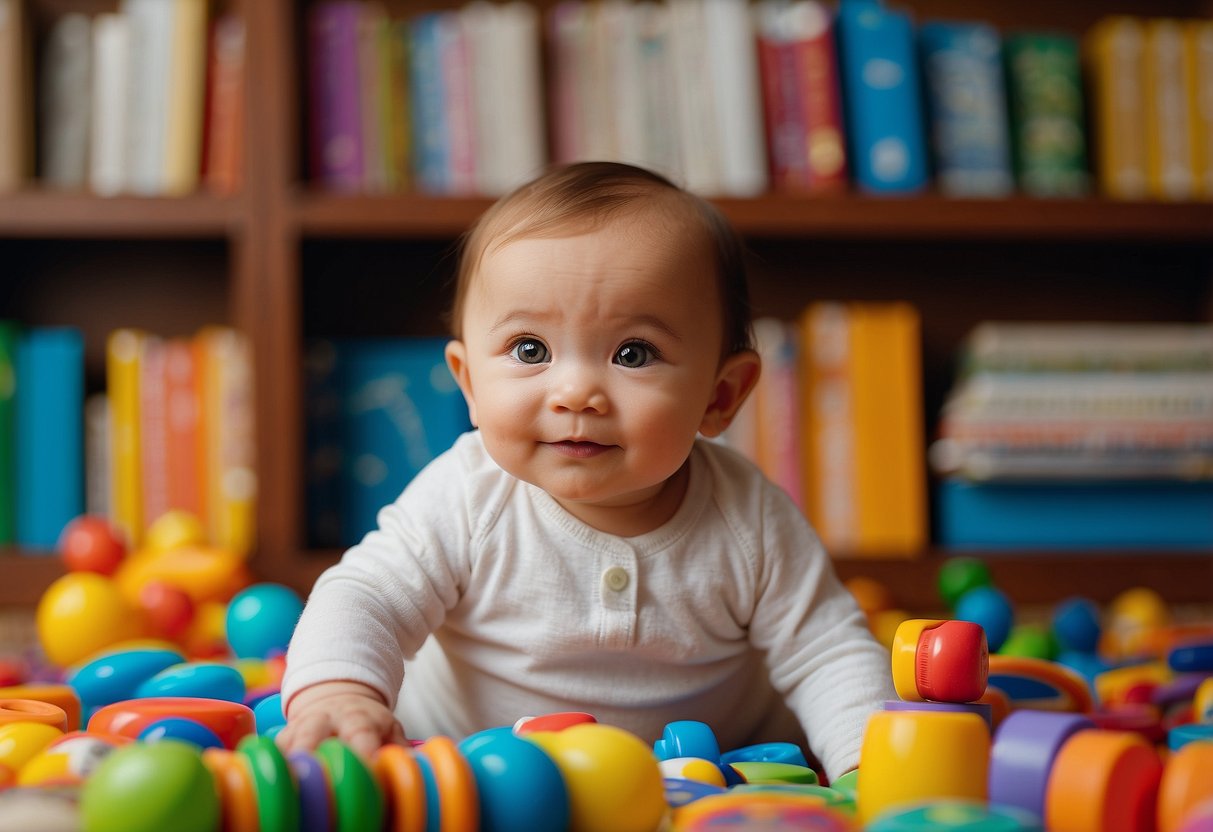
[139,579,196,640]
[58,515,127,575]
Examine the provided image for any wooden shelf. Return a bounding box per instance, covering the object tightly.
[0,553,63,607]
[0,191,243,239]
[292,191,1213,242]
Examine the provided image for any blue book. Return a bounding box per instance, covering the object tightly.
[919,21,1013,196]
[938,479,1213,550]
[409,13,451,195]
[16,328,85,550]
[835,0,929,193]
[305,338,473,547]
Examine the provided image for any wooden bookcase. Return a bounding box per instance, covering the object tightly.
[1,0,1211,614]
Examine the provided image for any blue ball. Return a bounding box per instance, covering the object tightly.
[225,583,305,660]
[954,586,1014,653]
[1052,597,1102,654]
[254,693,286,736]
[138,717,224,750]
[136,662,246,703]
[459,727,569,832]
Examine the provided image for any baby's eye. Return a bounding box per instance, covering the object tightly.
[614,341,656,368]
[510,339,550,364]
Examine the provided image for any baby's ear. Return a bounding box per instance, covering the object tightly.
[699,349,761,437]
[444,340,479,426]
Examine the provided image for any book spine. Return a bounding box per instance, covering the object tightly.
[0,0,33,192]
[634,2,679,180]
[755,0,809,191]
[89,13,131,196]
[1143,18,1196,200]
[40,14,93,189]
[308,1,366,190]
[107,328,144,547]
[163,0,208,196]
[1188,21,1213,198]
[703,0,769,196]
[203,13,245,195]
[791,0,847,190]
[163,338,203,519]
[0,321,18,543]
[409,13,451,194]
[753,318,802,508]
[85,393,111,519]
[16,329,85,551]
[667,0,719,193]
[356,2,388,192]
[139,336,170,531]
[123,0,175,195]
[439,10,478,195]
[1086,16,1148,199]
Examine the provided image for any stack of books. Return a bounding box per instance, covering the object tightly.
[932,322,1213,550]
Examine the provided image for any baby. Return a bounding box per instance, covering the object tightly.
[278,161,894,781]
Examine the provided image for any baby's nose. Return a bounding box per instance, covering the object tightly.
[548,373,609,414]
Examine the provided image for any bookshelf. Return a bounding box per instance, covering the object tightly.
[1,0,1211,614]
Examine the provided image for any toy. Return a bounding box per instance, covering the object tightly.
[883,699,994,731]
[720,742,808,769]
[67,647,184,716]
[138,579,196,640]
[891,619,988,703]
[1168,723,1213,751]
[727,761,818,785]
[987,710,1093,818]
[88,696,255,749]
[660,756,728,787]
[998,624,1057,660]
[986,655,1094,712]
[673,790,857,830]
[937,557,992,609]
[1168,637,1213,673]
[287,751,333,832]
[0,698,67,731]
[653,720,721,762]
[58,515,127,575]
[954,586,1014,653]
[1103,586,1171,659]
[857,710,990,823]
[253,693,286,736]
[138,717,225,750]
[866,800,1042,831]
[1051,596,1102,654]
[35,572,146,667]
[237,734,301,832]
[201,747,259,832]
[80,739,220,832]
[417,735,477,832]
[15,730,129,787]
[0,722,62,786]
[145,510,207,553]
[458,727,570,832]
[1159,742,1213,832]
[135,661,247,702]
[524,723,666,832]
[224,583,305,660]
[1044,729,1162,832]
[374,743,428,832]
[514,711,596,734]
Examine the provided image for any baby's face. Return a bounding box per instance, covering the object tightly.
[447,214,738,531]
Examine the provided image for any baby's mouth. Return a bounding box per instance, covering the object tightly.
[547,440,613,458]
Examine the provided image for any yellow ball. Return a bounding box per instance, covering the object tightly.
[1104,587,1170,658]
[144,511,207,554]
[0,722,63,776]
[525,724,665,832]
[36,573,145,668]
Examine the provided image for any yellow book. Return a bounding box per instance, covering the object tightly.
[196,326,256,552]
[1086,16,1148,199]
[798,302,857,553]
[163,0,209,195]
[848,303,926,557]
[1143,19,1196,200]
[107,329,145,547]
[1187,20,1213,198]
[0,0,33,192]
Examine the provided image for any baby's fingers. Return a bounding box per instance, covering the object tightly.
[339,710,391,760]
[276,712,337,755]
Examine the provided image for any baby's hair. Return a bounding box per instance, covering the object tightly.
[449,161,755,357]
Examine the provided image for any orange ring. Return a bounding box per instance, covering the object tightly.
[1044,729,1163,832]
[0,684,81,731]
[987,655,1094,713]
[202,747,260,832]
[0,698,68,731]
[374,743,427,832]
[418,736,478,832]
[1158,741,1213,832]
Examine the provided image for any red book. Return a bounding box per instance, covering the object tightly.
[164,338,204,521]
[202,13,245,195]
[789,1,847,190]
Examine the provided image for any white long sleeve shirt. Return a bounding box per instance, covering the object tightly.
[282,431,894,779]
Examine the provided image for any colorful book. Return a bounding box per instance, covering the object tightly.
[409,12,451,194]
[308,1,366,190]
[1086,16,1148,199]
[752,318,802,507]
[39,13,92,189]
[163,0,209,196]
[919,20,1013,197]
[202,13,246,195]
[16,329,85,551]
[163,337,204,522]
[107,328,145,548]
[196,327,255,553]
[1188,21,1213,198]
[439,9,477,195]
[139,336,170,531]
[1143,18,1197,201]
[356,2,389,192]
[835,0,928,194]
[0,321,18,543]
[938,479,1213,550]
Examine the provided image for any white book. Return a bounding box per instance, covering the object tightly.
[547,1,591,163]
[599,0,645,167]
[40,13,92,189]
[666,0,719,193]
[122,0,175,195]
[703,0,768,196]
[90,13,131,196]
[634,2,680,181]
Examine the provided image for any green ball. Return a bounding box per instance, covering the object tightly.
[998,624,1058,660]
[937,558,992,609]
[81,740,218,832]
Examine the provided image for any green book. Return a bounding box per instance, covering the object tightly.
[1004,33,1090,197]
[0,320,18,543]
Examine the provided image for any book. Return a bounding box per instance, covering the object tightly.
[0,321,17,543]
[203,13,246,195]
[1003,33,1090,197]
[409,12,451,194]
[308,1,366,190]
[163,337,203,522]
[138,336,170,531]
[163,0,209,196]
[122,0,176,195]
[39,13,92,189]
[835,0,929,194]
[666,0,720,193]
[1086,16,1148,199]
[752,318,802,507]
[196,327,255,553]
[85,393,111,519]
[1188,21,1213,198]
[938,479,1213,550]
[438,9,477,195]
[958,322,1213,374]
[305,338,473,547]
[107,328,145,547]
[16,329,85,551]
[1143,18,1197,201]
[89,13,131,196]
[703,0,769,196]
[919,21,1014,197]
[0,0,33,192]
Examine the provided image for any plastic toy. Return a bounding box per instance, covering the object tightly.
[0,698,67,731]
[987,710,1093,819]
[224,583,305,660]
[954,586,1014,653]
[138,579,196,640]
[237,734,301,832]
[287,751,333,832]
[653,720,721,763]
[317,737,386,831]
[138,717,225,750]
[1051,597,1102,654]
[727,761,819,785]
[35,572,146,667]
[374,743,428,832]
[253,693,286,736]
[937,557,992,609]
[1168,637,1213,673]
[58,515,127,575]
[673,791,856,831]
[80,739,220,832]
[458,727,570,832]
[883,699,994,731]
[0,722,62,786]
[892,619,989,703]
[986,655,1094,712]
[1103,587,1171,659]
[998,624,1057,660]
[201,747,259,832]
[1044,729,1162,832]
[1168,723,1213,752]
[417,735,477,832]
[144,510,207,554]
[857,710,990,823]
[15,730,129,787]
[664,776,726,810]
[866,799,1042,831]
[135,661,247,702]
[524,723,666,832]
[513,711,596,734]
[1160,741,1213,832]
[67,647,184,716]
[88,696,255,748]
[659,756,728,787]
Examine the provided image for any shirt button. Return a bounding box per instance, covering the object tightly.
[602,566,630,593]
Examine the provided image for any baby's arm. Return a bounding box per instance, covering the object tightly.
[276,680,408,759]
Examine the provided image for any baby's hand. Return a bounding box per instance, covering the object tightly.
[276,680,408,760]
